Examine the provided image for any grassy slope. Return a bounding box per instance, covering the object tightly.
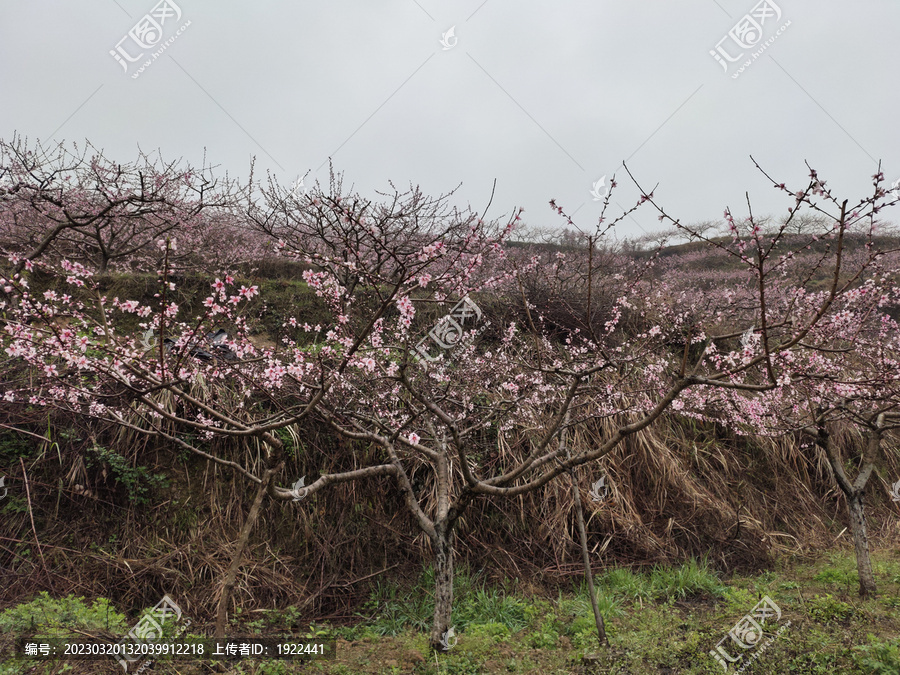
[1,550,899,674]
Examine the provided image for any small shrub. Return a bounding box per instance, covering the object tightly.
[0,591,127,636]
[0,593,128,675]
[85,445,170,506]
[526,620,559,650]
[567,615,597,637]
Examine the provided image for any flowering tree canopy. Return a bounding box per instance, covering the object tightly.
[2,150,897,648]
[0,136,240,275]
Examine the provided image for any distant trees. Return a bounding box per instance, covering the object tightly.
[0,136,240,275]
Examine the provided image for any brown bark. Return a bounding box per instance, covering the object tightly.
[429,521,455,651]
[817,419,880,597]
[215,465,279,637]
[848,492,877,597]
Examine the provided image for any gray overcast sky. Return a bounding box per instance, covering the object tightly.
[1,1,898,239]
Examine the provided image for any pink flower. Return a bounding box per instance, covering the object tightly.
[396,296,415,328]
[408,433,420,445]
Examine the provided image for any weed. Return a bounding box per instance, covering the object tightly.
[853,635,900,674]
[0,431,32,464]
[85,445,169,506]
[806,593,857,624]
[465,622,510,642]
[648,557,727,602]
[600,567,653,602]
[0,593,128,675]
[0,591,127,635]
[455,589,529,631]
[814,568,858,588]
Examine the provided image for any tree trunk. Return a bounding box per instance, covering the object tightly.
[215,468,276,637]
[848,491,877,597]
[570,469,608,646]
[817,419,879,598]
[430,521,455,651]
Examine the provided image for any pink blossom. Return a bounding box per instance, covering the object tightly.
[396,296,415,329]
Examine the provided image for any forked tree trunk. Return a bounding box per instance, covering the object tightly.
[848,492,877,597]
[215,467,277,637]
[818,420,880,598]
[430,521,455,651]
